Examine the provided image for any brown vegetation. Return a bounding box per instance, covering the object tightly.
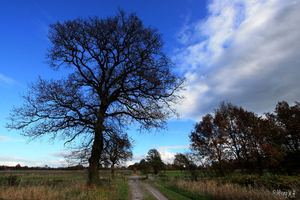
[168,179,286,200]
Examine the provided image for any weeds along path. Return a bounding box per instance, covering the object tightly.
[129,176,169,200]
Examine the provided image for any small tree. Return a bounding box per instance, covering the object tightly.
[173,153,189,172]
[15,164,21,170]
[105,133,133,179]
[146,149,165,175]
[184,152,201,181]
[139,159,150,176]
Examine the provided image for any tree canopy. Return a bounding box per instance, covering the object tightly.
[173,153,189,172]
[189,101,300,176]
[6,10,185,185]
[146,148,165,175]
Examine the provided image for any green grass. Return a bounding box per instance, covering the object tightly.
[115,180,130,199]
[155,179,212,200]
[159,170,187,177]
[159,170,206,179]
[144,179,191,200]
[0,170,131,200]
[138,183,157,200]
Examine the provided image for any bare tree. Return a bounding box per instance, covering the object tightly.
[105,132,133,179]
[6,10,185,185]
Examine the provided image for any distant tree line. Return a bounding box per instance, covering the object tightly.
[127,149,166,176]
[189,101,300,176]
[0,164,87,171]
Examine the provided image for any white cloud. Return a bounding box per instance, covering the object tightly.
[47,159,68,168]
[129,146,189,165]
[133,154,146,161]
[0,155,67,168]
[0,136,11,141]
[0,73,18,87]
[0,161,25,166]
[49,151,70,157]
[0,155,36,166]
[174,0,300,121]
[125,161,136,166]
[0,136,25,143]
[157,145,189,164]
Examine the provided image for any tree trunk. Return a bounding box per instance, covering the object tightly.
[111,165,115,180]
[87,120,104,185]
[218,157,225,177]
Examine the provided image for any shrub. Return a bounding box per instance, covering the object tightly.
[216,175,300,192]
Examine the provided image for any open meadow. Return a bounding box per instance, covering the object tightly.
[158,171,299,200]
[0,170,299,200]
[0,170,131,200]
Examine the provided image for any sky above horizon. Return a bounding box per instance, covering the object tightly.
[1,0,300,168]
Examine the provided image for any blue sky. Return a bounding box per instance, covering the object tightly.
[1,0,300,167]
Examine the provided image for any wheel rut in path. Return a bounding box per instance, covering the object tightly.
[129,176,169,200]
[128,180,144,200]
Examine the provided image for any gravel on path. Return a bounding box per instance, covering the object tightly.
[128,176,169,200]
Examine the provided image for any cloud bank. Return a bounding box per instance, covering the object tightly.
[174,0,300,121]
[158,145,189,163]
[0,153,68,168]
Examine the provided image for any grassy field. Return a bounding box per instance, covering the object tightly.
[159,170,207,179]
[0,170,131,200]
[155,171,298,200]
[1,170,298,199]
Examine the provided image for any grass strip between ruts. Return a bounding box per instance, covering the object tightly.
[144,179,212,200]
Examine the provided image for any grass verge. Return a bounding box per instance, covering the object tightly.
[153,179,212,200]
[166,178,286,200]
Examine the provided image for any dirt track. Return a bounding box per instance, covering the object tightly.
[128,176,168,200]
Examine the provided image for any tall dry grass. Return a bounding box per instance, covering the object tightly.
[0,179,125,200]
[170,179,286,200]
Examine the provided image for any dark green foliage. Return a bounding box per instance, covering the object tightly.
[146,149,165,175]
[139,159,151,175]
[216,175,300,192]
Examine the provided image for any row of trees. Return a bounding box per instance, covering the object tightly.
[189,101,300,176]
[0,164,86,171]
[128,149,165,176]
[128,151,201,181]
